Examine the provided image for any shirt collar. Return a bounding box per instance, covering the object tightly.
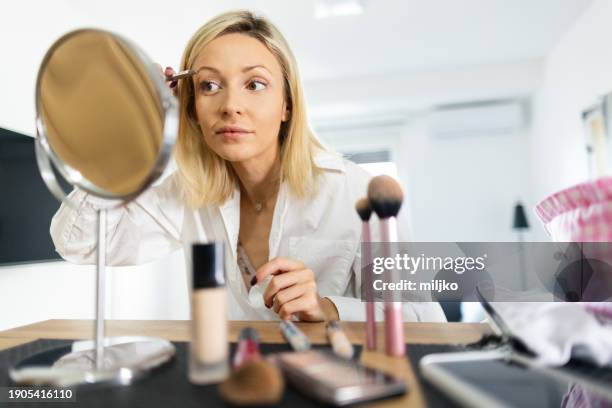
[218,186,240,261]
[314,150,346,173]
[218,150,345,251]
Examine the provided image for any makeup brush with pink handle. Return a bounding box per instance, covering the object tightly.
[367,175,405,357]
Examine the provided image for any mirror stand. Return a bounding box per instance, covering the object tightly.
[95,208,107,370]
[65,207,176,377]
[10,204,176,387]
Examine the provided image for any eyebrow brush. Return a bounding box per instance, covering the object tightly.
[168,69,196,81]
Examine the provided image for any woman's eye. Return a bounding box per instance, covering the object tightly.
[199,81,220,92]
[247,80,267,91]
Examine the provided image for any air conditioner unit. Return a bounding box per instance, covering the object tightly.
[429,99,527,138]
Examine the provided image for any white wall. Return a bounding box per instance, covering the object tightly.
[313,61,541,242]
[530,0,612,241]
[399,118,532,242]
[320,117,534,242]
[306,59,543,121]
[0,251,189,332]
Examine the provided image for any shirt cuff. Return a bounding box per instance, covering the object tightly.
[325,296,367,321]
[324,297,448,322]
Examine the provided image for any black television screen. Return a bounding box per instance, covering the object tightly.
[0,128,69,265]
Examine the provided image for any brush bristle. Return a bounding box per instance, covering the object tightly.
[218,359,284,405]
[355,197,372,221]
[367,175,404,218]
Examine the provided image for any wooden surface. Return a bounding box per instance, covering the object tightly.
[0,320,492,407]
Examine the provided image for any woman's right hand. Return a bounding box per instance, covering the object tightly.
[155,63,178,96]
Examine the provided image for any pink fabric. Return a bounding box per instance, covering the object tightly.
[535,177,612,242]
[535,178,612,317]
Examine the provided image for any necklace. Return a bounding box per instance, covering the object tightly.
[244,181,280,213]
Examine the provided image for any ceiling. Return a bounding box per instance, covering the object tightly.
[62,0,593,81]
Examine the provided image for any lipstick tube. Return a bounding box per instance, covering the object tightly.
[233,328,261,370]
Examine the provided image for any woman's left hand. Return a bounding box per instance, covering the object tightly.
[253,257,339,322]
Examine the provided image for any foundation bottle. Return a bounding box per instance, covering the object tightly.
[188,242,229,384]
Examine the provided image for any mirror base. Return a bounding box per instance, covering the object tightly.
[9,336,175,387]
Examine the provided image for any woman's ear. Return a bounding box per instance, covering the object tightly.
[281,100,291,122]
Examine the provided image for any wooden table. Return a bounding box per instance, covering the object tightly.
[0,320,491,407]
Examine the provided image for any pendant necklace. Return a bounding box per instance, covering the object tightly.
[248,180,280,213]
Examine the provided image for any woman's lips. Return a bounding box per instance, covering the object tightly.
[218,130,252,141]
[215,128,253,140]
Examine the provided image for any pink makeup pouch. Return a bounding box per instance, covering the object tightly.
[535,177,612,242]
[535,177,612,318]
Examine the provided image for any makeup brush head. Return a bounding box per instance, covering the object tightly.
[355,197,372,221]
[218,359,284,405]
[367,175,404,218]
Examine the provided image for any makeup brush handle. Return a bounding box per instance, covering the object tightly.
[362,222,376,350]
[366,303,377,350]
[361,222,371,244]
[385,303,405,357]
[380,217,400,303]
[169,69,195,80]
[380,217,405,356]
[380,217,398,242]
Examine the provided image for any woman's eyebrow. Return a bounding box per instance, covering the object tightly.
[194,65,271,74]
[242,65,271,74]
[195,65,217,73]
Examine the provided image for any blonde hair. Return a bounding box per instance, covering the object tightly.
[174,10,325,208]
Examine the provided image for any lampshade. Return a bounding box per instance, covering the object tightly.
[513,202,529,230]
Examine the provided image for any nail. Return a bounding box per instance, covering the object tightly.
[250,276,257,286]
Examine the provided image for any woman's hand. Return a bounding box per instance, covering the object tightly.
[253,257,339,322]
[154,63,178,96]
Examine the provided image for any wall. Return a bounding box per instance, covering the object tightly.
[530,0,612,241]
[0,159,190,332]
[399,117,532,242]
[313,60,542,242]
[318,113,534,243]
[0,251,189,332]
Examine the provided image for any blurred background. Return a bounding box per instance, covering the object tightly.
[0,0,605,328]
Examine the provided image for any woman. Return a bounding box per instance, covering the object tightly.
[50,10,445,322]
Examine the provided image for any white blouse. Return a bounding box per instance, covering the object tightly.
[50,151,446,322]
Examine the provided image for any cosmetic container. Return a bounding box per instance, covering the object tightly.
[188,242,229,384]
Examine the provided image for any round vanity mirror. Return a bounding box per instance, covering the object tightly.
[35,28,177,202]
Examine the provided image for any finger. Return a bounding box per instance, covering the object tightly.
[272,283,309,313]
[164,66,176,78]
[263,269,313,307]
[278,296,318,320]
[255,257,305,285]
[263,271,306,307]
